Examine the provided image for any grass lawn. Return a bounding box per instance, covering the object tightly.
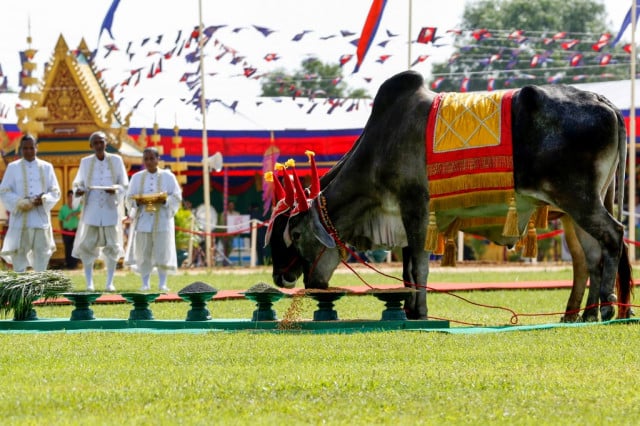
[1,263,638,425]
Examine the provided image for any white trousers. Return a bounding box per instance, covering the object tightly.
[12,228,51,272]
[74,225,121,264]
[132,231,173,276]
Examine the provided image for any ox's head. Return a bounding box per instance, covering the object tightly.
[266,153,341,290]
[284,196,342,290]
[264,164,302,288]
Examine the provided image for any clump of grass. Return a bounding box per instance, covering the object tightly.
[0,271,72,320]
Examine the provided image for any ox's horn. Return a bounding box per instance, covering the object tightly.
[290,161,310,213]
[264,171,285,204]
[279,161,295,207]
[305,150,320,198]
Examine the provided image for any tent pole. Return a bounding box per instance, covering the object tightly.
[198,0,213,268]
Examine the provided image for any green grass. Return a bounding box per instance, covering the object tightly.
[1,265,639,425]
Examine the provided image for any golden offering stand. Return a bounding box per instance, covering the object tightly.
[133,192,167,212]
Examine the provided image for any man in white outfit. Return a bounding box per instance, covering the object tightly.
[0,134,61,272]
[125,147,182,291]
[72,131,129,291]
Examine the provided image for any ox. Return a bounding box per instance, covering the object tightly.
[267,70,633,322]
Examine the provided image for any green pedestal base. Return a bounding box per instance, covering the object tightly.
[62,293,102,321]
[121,293,161,320]
[370,289,416,321]
[307,290,347,321]
[243,292,285,321]
[178,291,218,321]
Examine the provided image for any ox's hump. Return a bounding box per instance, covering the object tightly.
[370,70,425,118]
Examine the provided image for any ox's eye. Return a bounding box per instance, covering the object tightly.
[292,231,301,241]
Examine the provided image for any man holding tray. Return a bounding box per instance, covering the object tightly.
[125,147,182,291]
[0,134,61,272]
[72,131,129,291]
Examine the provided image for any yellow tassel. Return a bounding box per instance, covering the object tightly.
[534,204,549,229]
[440,237,457,267]
[513,238,524,254]
[425,211,439,252]
[522,220,538,259]
[502,196,520,237]
[434,233,445,256]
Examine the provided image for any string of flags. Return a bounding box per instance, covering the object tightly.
[3,0,636,123]
[87,22,633,111]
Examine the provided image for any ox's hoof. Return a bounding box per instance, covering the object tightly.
[600,294,617,322]
[560,314,581,323]
[600,305,615,322]
[582,310,599,322]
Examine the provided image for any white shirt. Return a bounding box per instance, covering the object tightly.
[0,158,60,229]
[73,153,128,226]
[126,169,182,233]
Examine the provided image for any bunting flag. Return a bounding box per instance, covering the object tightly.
[431,77,444,90]
[459,77,470,92]
[569,53,583,67]
[253,25,275,37]
[561,39,579,50]
[353,0,387,73]
[411,54,429,67]
[98,0,121,41]
[611,0,640,47]
[292,30,312,41]
[339,54,353,66]
[599,53,612,66]
[592,33,611,51]
[417,27,437,44]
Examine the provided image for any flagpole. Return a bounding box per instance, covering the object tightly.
[630,0,637,261]
[407,0,412,69]
[199,0,213,268]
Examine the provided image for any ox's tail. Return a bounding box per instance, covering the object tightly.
[616,243,634,319]
[615,108,627,223]
[612,105,633,319]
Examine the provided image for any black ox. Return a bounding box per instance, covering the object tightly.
[267,70,633,322]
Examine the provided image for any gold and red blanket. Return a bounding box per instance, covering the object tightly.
[426,90,516,213]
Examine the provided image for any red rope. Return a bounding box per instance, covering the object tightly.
[174,221,267,238]
[331,235,640,326]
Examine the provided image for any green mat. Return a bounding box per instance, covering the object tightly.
[0,317,636,334]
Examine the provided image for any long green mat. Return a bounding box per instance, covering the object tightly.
[0,317,636,334]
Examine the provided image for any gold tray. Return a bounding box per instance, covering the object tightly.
[132,192,167,211]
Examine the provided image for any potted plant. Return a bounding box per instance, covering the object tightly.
[0,271,72,320]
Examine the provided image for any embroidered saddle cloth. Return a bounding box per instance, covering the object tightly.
[425,90,516,217]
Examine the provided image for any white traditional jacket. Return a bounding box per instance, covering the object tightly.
[72,153,128,226]
[0,158,61,261]
[72,153,128,259]
[124,168,182,269]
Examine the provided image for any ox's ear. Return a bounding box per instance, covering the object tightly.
[310,205,336,248]
[283,220,293,247]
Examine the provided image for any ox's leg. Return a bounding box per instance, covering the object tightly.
[559,216,589,322]
[401,187,430,320]
[566,206,624,321]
